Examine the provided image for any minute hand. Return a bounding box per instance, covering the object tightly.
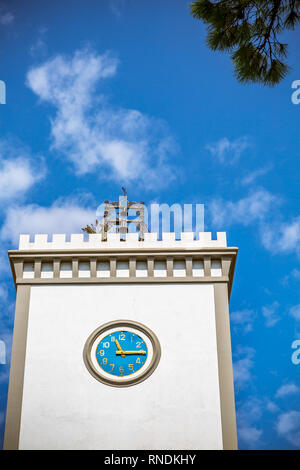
[116,350,146,355]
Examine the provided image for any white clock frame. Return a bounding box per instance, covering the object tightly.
[83,319,161,387]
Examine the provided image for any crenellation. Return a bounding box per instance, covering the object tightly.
[19,234,30,250]
[181,232,194,242]
[52,234,66,247]
[125,233,139,245]
[17,231,228,250]
[70,234,85,246]
[198,232,212,243]
[34,234,48,248]
[216,232,227,245]
[143,232,158,245]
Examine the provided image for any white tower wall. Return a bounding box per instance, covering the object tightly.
[4,232,238,450]
[19,283,222,450]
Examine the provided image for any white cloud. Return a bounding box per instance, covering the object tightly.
[0,12,14,26]
[266,401,280,413]
[230,309,256,334]
[27,48,177,188]
[276,411,300,447]
[237,397,263,448]
[233,345,255,388]
[29,29,47,58]
[281,268,300,286]
[0,252,10,275]
[0,285,8,302]
[290,304,300,322]
[291,268,300,280]
[209,186,300,258]
[277,218,300,252]
[262,301,280,328]
[210,189,278,228]
[261,216,300,256]
[208,189,300,260]
[206,136,250,164]
[240,165,272,186]
[238,426,263,448]
[1,199,95,246]
[0,141,44,202]
[0,158,41,201]
[109,0,125,17]
[276,383,300,399]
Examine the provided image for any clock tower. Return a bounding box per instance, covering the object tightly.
[4,197,238,450]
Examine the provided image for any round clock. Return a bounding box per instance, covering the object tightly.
[83,320,161,387]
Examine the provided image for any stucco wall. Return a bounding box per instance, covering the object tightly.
[19,283,223,450]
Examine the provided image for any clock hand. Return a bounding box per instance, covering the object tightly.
[116,350,147,355]
[115,339,125,358]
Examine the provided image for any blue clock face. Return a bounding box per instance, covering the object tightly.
[95,330,148,377]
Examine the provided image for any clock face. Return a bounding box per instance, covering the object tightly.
[95,330,148,377]
[83,320,161,387]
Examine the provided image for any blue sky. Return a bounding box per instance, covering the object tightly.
[0,0,300,450]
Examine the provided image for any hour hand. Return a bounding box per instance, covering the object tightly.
[116,350,147,355]
[115,339,125,358]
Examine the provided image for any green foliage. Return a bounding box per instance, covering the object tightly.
[190,0,300,86]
